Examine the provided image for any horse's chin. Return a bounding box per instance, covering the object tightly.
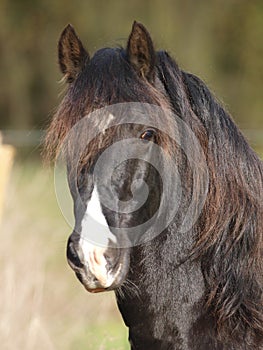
[86,287,107,293]
[77,272,126,294]
[73,259,129,294]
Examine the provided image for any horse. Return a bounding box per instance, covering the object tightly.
[44,22,263,349]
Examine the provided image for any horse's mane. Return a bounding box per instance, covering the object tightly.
[157,51,263,346]
[44,43,263,347]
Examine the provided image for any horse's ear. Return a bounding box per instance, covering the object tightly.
[58,24,90,83]
[127,21,156,81]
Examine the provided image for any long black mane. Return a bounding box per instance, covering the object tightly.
[156,51,263,345]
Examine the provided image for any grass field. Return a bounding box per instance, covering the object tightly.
[0,160,129,350]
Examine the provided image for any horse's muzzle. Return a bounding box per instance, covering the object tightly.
[66,233,129,292]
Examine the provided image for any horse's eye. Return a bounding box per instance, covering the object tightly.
[140,129,155,141]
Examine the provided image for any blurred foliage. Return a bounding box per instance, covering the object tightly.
[0,0,262,131]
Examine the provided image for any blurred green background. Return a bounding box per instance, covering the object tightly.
[0,0,262,349]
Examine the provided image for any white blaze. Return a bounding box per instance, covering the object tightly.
[81,185,116,246]
[78,185,117,287]
[86,186,109,227]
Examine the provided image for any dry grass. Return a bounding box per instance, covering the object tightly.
[0,160,129,350]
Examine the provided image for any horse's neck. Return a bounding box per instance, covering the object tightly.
[116,234,253,350]
[115,244,222,350]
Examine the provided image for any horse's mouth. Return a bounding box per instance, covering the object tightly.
[73,261,127,293]
[67,237,129,292]
[87,287,106,293]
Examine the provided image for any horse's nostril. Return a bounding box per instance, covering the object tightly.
[67,241,84,268]
[104,248,119,271]
[75,271,83,283]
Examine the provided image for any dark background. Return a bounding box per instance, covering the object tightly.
[0,0,262,139]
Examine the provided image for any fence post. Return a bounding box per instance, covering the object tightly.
[0,133,15,222]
